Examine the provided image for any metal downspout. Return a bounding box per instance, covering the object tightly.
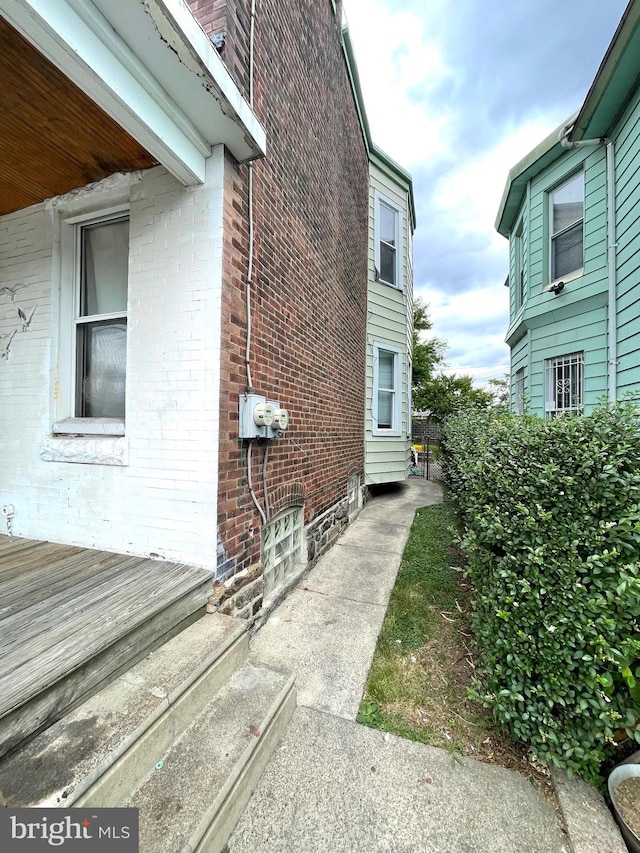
[606,141,617,403]
[560,129,617,402]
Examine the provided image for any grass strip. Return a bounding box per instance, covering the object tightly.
[358,501,559,799]
[357,502,481,750]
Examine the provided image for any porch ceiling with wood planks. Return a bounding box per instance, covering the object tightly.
[0,16,157,216]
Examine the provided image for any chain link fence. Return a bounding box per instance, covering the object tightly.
[410,418,443,481]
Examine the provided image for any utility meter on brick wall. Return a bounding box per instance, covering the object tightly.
[272,408,289,431]
[240,394,289,439]
[253,402,275,427]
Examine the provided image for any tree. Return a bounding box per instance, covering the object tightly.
[486,375,509,411]
[411,299,494,420]
[414,373,494,420]
[411,298,446,388]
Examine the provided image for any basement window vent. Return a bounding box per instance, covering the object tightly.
[261,506,304,596]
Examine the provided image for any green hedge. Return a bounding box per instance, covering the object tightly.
[443,404,640,781]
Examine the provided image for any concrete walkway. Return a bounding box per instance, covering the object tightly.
[228,479,569,852]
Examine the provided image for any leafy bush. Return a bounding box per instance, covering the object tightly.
[443,403,640,781]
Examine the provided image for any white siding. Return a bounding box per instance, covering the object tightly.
[0,152,225,568]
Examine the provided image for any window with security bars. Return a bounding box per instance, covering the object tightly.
[545,353,584,417]
[261,506,304,596]
[515,369,525,415]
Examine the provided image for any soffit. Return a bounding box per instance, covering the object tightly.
[0,17,157,216]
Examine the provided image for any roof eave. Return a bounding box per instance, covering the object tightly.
[571,0,640,141]
[495,113,577,237]
[1,0,266,188]
[341,26,416,231]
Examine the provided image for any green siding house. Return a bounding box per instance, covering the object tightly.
[343,30,416,484]
[496,0,640,416]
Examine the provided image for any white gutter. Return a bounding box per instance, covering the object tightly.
[606,141,617,402]
[560,130,617,403]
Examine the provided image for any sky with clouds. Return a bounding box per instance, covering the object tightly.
[344,0,629,383]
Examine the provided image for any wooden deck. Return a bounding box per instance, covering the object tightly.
[0,535,214,758]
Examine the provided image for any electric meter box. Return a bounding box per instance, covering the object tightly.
[240,394,274,439]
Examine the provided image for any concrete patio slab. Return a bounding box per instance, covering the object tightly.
[229,706,569,853]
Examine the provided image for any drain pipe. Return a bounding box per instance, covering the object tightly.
[245,0,257,393]
[605,141,617,403]
[560,129,617,402]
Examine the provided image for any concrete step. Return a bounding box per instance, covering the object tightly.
[0,612,248,808]
[127,660,296,853]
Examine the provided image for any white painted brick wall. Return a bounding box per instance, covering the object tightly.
[0,151,225,568]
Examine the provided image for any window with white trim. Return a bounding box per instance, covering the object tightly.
[373,343,402,435]
[76,216,129,418]
[549,172,584,282]
[374,191,403,289]
[514,368,525,415]
[54,208,129,436]
[545,353,584,417]
[514,225,525,311]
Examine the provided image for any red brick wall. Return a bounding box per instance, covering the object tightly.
[192,0,368,577]
[187,0,250,98]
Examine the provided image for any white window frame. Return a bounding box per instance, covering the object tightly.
[548,172,584,287]
[514,368,525,415]
[514,222,525,312]
[545,352,584,417]
[54,205,129,437]
[372,342,403,436]
[374,190,403,290]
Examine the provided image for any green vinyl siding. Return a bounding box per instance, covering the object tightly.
[504,139,611,416]
[524,308,607,416]
[365,162,412,485]
[614,85,640,399]
[500,19,640,413]
[510,334,528,411]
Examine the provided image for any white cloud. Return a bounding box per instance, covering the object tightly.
[344,0,452,166]
[344,0,626,381]
[434,118,567,240]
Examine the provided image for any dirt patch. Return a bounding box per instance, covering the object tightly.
[614,777,640,840]
[401,613,557,805]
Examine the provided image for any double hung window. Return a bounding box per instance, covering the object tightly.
[515,226,525,310]
[75,216,129,419]
[373,343,402,435]
[514,368,525,415]
[374,191,402,289]
[550,173,584,282]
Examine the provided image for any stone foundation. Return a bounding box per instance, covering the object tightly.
[208,562,264,620]
[209,486,364,619]
[305,495,351,567]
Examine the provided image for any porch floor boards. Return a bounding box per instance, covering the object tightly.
[0,534,214,750]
